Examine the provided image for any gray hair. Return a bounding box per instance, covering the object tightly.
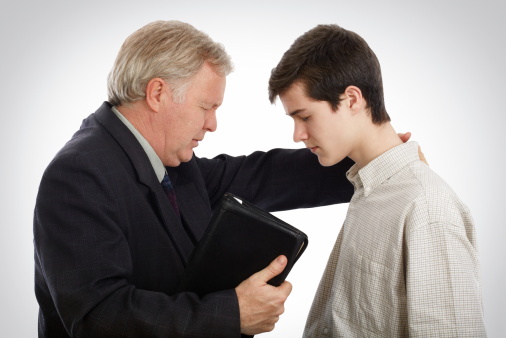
[107,20,233,106]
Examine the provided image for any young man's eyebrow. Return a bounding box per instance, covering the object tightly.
[287,109,306,116]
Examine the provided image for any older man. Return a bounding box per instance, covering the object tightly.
[34,21,355,337]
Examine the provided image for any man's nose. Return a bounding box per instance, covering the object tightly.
[204,110,217,132]
[293,123,307,143]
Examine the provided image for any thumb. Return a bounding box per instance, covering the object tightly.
[398,132,411,143]
[255,255,287,284]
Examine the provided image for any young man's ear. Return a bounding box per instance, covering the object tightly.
[145,78,168,112]
[343,85,365,112]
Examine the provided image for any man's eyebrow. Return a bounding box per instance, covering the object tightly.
[287,109,306,116]
[200,101,221,108]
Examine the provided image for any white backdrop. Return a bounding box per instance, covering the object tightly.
[1,0,505,336]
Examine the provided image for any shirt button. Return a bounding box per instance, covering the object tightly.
[323,327,329,335]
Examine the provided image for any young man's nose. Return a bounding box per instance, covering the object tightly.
[293,124,307,143]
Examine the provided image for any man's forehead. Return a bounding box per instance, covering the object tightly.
[280,83,311,110]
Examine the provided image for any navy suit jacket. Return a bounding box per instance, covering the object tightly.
[34,102,354,337]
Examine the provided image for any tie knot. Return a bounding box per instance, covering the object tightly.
[161,174,179,214]
[161,174,174,189]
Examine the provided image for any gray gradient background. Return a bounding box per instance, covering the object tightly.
[1,0,504,336]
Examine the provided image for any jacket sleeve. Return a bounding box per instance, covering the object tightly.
[34,152,241,338]
[195,148,354,211]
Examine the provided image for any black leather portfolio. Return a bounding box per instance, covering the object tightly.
[177,193,308,297]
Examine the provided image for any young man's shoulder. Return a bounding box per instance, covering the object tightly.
[402,161,472,228]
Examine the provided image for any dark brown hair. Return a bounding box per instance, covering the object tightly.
[269,24,390,124]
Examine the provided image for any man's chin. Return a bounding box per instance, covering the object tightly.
[164,153,193,167]
[179,151,195,164]
[318,156,341,167]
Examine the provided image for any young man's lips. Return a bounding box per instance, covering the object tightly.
[308,146,318,153]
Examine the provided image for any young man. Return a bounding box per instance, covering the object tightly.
[269,25,486,337]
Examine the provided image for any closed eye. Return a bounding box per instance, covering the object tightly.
[200,103,220,112]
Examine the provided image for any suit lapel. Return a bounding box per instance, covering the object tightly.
[93,102,194,263]
[167,159,212,243]
[175,183,209,242]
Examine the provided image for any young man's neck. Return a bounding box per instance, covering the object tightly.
[350,121,403,169]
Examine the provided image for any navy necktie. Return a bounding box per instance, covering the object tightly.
[161,173,180,215]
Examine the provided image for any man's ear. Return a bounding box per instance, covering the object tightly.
[343,85,365,113]
[145,78,168,112]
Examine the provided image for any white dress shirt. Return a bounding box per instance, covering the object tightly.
[304,142,486,337]
[111,106,166,182]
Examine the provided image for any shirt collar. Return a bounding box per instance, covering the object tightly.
[346,141,420,197]
[111,106,166,182]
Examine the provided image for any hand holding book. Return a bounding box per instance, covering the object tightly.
[236,255,293,335]
[176,193,308,335]
[177,193,308,296]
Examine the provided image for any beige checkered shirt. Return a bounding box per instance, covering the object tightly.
[304,142,486,337]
